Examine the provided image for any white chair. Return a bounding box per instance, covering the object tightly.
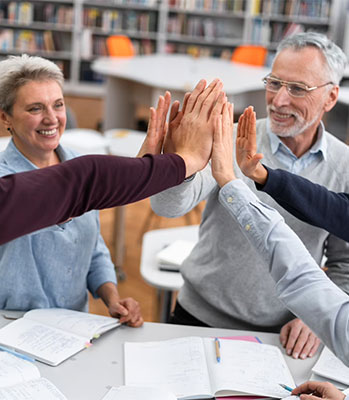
[60,129,108,155]
[140,225,199,322]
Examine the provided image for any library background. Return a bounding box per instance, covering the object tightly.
[0,0,348,319]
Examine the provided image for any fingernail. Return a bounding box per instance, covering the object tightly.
[300,353,307,359]
[287,349,291,355]
[293,352,299,359]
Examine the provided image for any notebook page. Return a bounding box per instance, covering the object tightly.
[0,318,87,366]
[203,339,295,398]
[101,386,177,400]
[0,377,67,399]
[312,347,349,386]
[24,308,120,338]
[0,352,40,388]
[125,337,212,399]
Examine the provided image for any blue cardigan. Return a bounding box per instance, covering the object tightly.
[257,166,349,242]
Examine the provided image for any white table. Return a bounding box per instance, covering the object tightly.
[0,312,318,400]
[92,54,271,130]
[140,225,199,322]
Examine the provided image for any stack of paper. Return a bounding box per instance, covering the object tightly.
[101,386,176,400]
[311,347,349,389]
[156,240,196,272]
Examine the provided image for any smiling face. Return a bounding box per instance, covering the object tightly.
[266,47,338,138]
[1,79,66,164]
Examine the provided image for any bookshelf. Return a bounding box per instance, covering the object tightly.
[0,0,340,96]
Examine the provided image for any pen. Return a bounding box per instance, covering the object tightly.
[0,345,35,363]
[214,338,221,363]
[279,383,294,392]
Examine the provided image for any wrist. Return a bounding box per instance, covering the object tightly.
[216,173,236,187]
[252,165,268,186]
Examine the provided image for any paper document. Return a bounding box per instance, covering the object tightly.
[156,240,196,271]
[124,336,295,400]
[312,347,349,386]
[101,386,176,400]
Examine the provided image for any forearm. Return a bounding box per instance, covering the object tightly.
[218,179,349,366]
[0,153,185,245]
[257,166,349,242]
[96,282,120,307]
[151,165,216,217]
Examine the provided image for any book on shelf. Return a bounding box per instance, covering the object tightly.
[0,351,67,399]
[124,336,295,399]
[0,308,120,366]
[311,346,349,389]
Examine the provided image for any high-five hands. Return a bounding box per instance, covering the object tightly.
[236,106,268,185]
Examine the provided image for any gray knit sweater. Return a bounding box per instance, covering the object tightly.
[151,119,349,331]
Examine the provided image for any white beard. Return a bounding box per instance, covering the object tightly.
[267,105,321,138]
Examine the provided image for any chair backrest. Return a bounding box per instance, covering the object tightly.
[231,45,267,66]
[106,35,135,58]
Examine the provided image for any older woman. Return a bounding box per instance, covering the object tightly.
[0,55,144,324]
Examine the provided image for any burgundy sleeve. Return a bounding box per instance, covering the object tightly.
[0,153,185,245]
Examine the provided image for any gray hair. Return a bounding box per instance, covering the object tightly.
[0,54,64,115]
[275,32,348,85]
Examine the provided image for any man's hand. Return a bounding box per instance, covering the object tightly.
[137,91,171,157]
[292,381,345,400]
[168,78,227,177]
[211,102,236,187]
[108,297,143,327]
[280,318,321,359]
[236,106,267,185]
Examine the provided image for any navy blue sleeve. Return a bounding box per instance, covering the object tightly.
[0,153,185,245]
[256,165,349,242]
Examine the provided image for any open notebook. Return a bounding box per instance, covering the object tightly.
[156,240,196,272]
[124,336,295,400]
[0,351,67,399]
[0,308,120,366]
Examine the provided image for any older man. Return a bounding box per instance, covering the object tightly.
[151,32,349,360]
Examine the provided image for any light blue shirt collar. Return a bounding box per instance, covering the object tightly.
[266,118,327,161]
[2,139,68,173]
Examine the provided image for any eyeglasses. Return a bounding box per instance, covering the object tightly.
[262,74,334,98]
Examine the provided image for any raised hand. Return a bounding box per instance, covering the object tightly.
[211,102,236,187]
[167,78,227,177]
[137,91,171,157]
[236,106,267,185]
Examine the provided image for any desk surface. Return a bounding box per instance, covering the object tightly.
[93,54,270,95]
[0,313,318,400]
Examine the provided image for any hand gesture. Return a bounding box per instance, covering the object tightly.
[167,78,227,177]
[236,106,267,185]
[292,381,345,400]
[211,102,236,187]
[108,296,143,328]
[137,91,171,157]
[280,318,321,359]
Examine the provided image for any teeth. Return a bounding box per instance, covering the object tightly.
[38,128,57,136]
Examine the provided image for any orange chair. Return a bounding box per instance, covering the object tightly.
[106,35,135,58]
[231,45,267,67]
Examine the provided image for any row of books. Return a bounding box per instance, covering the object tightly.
[0,2,74,26]
[0,28,68,52]
[169,0,246,12]
[167,14,242,39]
[83,8,157,32]
[165,42,233,58]
[85,0,158,5]
[252,0,331,18]
[249,19,305,43]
